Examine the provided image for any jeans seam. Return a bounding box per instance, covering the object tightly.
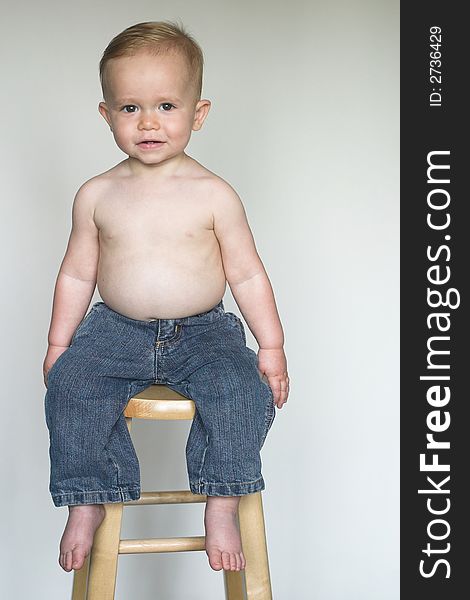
[197,434,210,487]
[260,384,275,447]
[201,476,263,485]
[190,478,265,496]
[53,488,140,496]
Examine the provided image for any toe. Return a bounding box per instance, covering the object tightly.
[71,546,86,570]
[207,549,223,571]
[229,553,237,571]
[240,551,246,570]
[235,553,241,571]
[222,551,231,570]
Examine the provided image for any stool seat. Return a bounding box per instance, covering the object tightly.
[125,385,196,420]
[72,385,272,600]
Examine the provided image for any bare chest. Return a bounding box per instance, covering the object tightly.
[94,189,214,247]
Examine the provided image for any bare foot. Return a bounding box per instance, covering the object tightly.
[204,496,246,571]
[59,504,106,572]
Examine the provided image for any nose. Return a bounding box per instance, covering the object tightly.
[138,110,161,131]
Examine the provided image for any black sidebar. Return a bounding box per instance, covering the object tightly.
[401,3,468,599]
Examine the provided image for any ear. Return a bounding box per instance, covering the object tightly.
[98,101,113,130]
[192,99,211,132]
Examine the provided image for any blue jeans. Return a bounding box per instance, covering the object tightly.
[44,300,276,507]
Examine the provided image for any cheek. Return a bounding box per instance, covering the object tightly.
[170,117,194,141]
[112,121,132,142]
[110,129,133,154]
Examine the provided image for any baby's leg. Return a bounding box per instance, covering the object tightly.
[183,412,248,571]
[168,310,275,570]
[59,504,106,571]
[204,496,244,571]
[189,349,273,571]
[44,304,155,570]
[46,363,150,570]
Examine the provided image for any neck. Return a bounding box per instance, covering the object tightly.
[126,152,188,179]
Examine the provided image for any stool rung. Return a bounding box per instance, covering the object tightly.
[119,536,206,554]
[124,490,207,505]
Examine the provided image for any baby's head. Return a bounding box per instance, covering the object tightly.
[98,22,211,167]
[99,21,204,103]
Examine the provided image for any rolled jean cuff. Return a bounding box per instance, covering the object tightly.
[51,487,141,507]
[189,477,265,496]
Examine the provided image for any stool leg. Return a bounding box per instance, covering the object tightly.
[223,491,272,600]
[239,491,272,600]
[224,564,246,599]
[70,501,123,600]
[72,554,90,599]
[85,502,124,599]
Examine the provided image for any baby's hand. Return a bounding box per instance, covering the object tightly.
[43,344,69,388]
[257,348,289,409]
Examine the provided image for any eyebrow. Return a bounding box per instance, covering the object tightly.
[114,95,184,105]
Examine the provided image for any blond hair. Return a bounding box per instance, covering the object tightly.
[99,21,204,100]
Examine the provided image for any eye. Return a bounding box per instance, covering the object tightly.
[159,103,175,111]
[122,105,138,113]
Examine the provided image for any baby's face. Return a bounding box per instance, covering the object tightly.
[99,50,209,168]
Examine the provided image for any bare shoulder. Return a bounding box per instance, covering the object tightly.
[75,163,123,200]
[187,158,244,212]
[72,163,124,219]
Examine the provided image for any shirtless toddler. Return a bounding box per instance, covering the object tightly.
[43,21,289,575]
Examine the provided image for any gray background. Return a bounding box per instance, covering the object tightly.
[0,0,399,598]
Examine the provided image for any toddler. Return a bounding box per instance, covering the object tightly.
[43,21,289,574]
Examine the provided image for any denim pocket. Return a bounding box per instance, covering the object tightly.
[225,312,247,345]
[69,303,100,346]
[46,347,70,385]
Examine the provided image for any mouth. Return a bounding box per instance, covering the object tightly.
[137,140,165,149]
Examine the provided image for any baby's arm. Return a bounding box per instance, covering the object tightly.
[212,183,289,408]
[43,182,100,385]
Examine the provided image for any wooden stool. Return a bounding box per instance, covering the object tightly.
[72,385,273,599]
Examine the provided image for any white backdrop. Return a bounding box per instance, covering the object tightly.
[0,0,399,598]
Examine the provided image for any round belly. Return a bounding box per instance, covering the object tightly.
[97,257,227,320]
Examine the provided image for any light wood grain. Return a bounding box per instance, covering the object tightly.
[124,385,196,420]
[119,536,206,554]
[238,492,272,600]
[124,490,207,505]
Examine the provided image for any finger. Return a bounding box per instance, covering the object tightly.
[278,386,288,408]
[267,377,289,408]
[276,390,286,409]
[277,384,288,401]
[282,377,290,396]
